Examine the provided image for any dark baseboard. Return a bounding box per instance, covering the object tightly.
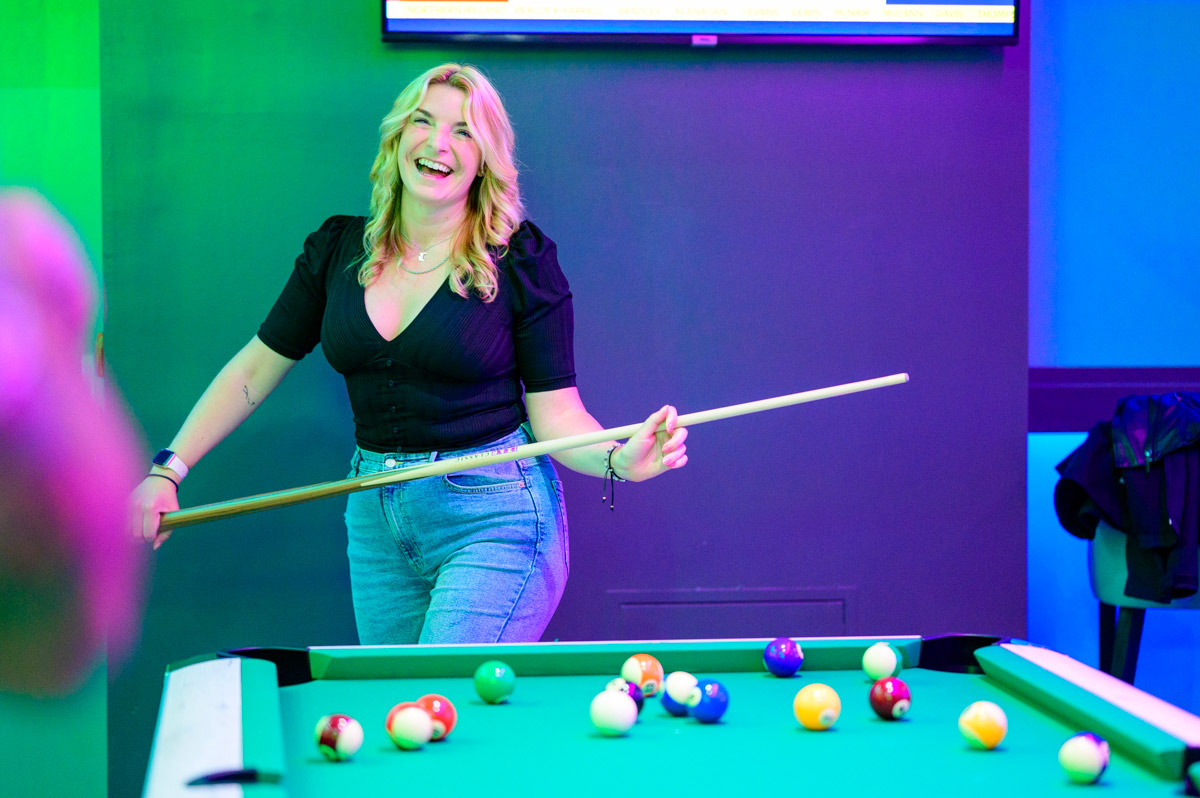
[1029,367,1200,432]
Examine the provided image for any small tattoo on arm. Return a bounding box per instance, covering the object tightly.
[243,386,256,407]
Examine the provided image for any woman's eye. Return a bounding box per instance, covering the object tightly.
[455,129,473,139]
[413,117,430,126]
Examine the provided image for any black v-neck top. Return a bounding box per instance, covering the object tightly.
[257,215,576,452]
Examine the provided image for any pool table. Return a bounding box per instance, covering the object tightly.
[143,636,1200,797]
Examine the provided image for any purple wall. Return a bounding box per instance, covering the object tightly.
[522,43,1030,641]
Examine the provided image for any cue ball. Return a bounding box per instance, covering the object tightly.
[315,714,364,761]
[793,683,841,730]
[620,653,665,697]
[869,677,911,720]
[958,701,1007,749]
[686,679,730,723]
[1058,732,1110,784]
[590,690,638,736]
[416,694,458,741]
[385,704,433,750]
[763,637,804,677]
[474,660,517,704]
[862,642,904,681]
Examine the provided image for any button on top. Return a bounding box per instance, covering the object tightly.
[388,379,395,387]
[385,359,393,367]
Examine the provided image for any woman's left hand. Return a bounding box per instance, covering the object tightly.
[610,405,688,482]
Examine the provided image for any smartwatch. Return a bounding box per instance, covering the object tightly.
[152,448,190,480]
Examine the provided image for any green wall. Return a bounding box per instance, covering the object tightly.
[0,5,106,797]
[0,3,103,284]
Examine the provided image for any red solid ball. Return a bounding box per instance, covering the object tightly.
[869,677,911,720]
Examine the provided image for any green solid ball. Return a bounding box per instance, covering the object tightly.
[474,660,516,704]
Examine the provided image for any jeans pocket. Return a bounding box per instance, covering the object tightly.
[442,459,526,494]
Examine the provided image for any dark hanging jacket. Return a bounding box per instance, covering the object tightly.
[1054,392,1200,603]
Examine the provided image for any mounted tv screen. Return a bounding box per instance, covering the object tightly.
[382,1,1018,44]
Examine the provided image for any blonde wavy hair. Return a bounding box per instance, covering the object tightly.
[360,64,524,302]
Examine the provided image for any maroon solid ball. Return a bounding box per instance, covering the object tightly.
[869,677,911,720]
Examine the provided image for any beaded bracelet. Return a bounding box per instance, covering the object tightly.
[601,443,627,511]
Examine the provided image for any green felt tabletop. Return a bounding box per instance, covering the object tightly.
[261,642,1176,797]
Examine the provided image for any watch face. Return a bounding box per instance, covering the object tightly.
[153,449,174,466]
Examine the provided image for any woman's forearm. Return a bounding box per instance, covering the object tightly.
[159,336,296,471]
[532,407,617,478]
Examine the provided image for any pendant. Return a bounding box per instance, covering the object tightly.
[418,251,427,262]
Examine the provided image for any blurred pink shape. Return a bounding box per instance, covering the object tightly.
[0,189,146,695]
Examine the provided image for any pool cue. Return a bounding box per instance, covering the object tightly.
[159,372,909,531]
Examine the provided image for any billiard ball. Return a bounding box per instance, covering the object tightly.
[315,714,364,761]
[862,642,904,681]
[661,671,696,717]
[415,694,457,741]
[958,701,1007,749]
[474,660,516,704]
[869,677,911,720]
[385,700,421,725]
[660,689,689,716]
[620,653,665,697]
[686,679,730,723]
[385,703,433,750]
[606,677,644,715]
[590,689,638,736]
[1058,732,1110,784]
[763,637,804,677]
[793,683,841,730]
[664,671,698,704]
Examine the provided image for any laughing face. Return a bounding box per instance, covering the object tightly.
[398,83,483,211]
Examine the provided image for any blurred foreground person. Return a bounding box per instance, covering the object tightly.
[0,189,144,695]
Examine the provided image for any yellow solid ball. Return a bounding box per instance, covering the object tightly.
[959,701,1008,749]
[793,683,841,730]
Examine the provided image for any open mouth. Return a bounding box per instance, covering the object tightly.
[416,157,454,180]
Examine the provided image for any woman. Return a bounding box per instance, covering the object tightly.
[131,64,688,644]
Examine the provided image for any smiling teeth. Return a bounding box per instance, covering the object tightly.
[417,158,452,174]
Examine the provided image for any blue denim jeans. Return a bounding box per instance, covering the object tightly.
[343,425,569,645]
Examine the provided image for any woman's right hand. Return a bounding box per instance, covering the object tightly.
[130,475,179,550]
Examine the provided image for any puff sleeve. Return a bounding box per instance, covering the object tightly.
[506,221,577,392]
[257,215,351,360]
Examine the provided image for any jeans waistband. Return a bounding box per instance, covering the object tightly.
[355,425,533,469]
